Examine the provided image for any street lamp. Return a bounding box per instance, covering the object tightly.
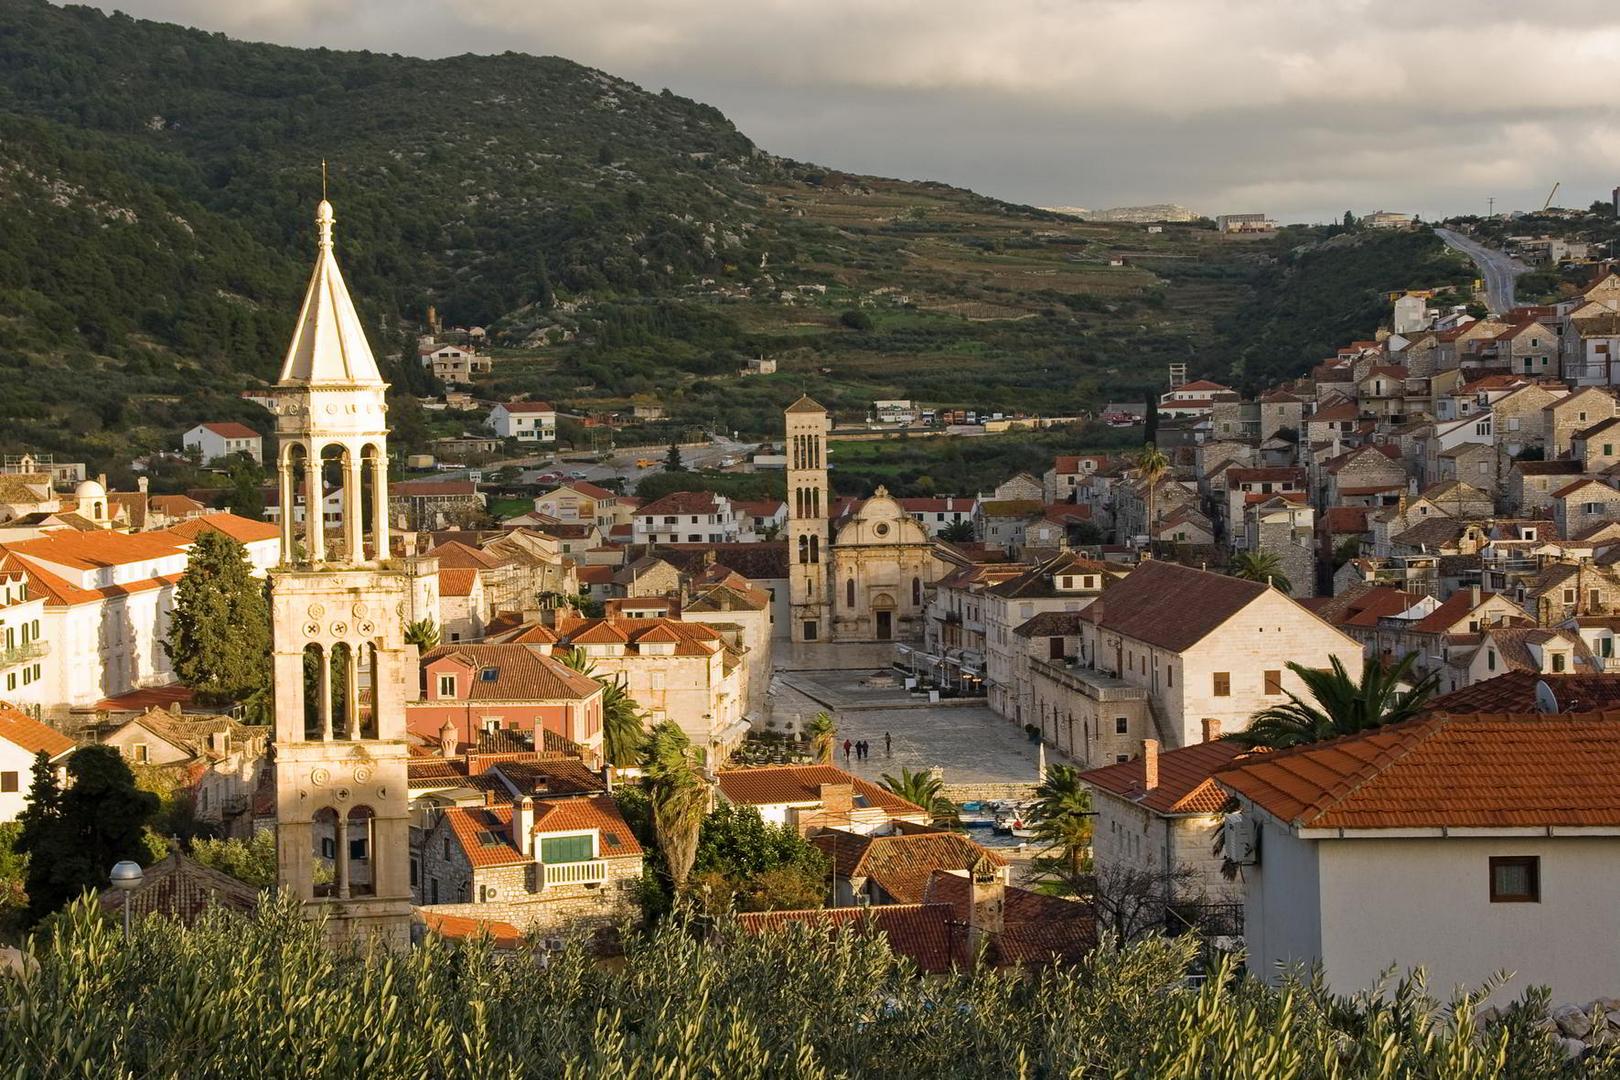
[110,860,142,941]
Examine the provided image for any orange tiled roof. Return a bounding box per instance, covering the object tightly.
[1079,739,1251,815]
[165,512,280,545]
[418,910,526,949]
[811,829,1005,903]
[736,903,965,973]
[716,764,923,816]
[1,530,186,571]
[0,703,74,758]
[1079,559,1272,652]
[1216,710,1620,830]
[438,567,480,597]
[423,644,603,701]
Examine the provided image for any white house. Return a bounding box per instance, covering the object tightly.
[1069,559,1364,747]
[0,555,50,712]
[632,491,749,545]
[1218,710,1620,1003]
[0,702,74,822]
[487,401,557,443]
[183,422,263,465]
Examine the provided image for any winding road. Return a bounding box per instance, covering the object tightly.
[1433,227,1528,314]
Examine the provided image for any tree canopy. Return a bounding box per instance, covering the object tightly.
[163,530,271,704]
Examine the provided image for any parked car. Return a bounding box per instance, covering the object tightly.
[568,470,589,480]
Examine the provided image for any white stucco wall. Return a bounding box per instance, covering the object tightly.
[1317,835,1620,1003]
[1240,818,1323,985]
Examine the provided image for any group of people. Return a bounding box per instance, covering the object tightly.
[842,732,891,763]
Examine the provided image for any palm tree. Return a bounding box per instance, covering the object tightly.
[1228,551,1292,594]
[1029,764,1093,873]
[879,768,958,824]
[803,711,837,764]
[641,720,710,892]
[560,648,646,768]
[1134,443,1168,549]
[403,618,441,652]
[1228,652,1441,750]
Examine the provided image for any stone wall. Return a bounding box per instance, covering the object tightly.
[941,782,1039,804]
[417,860,641,934]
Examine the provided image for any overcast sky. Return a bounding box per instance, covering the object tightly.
[97,1,1620,223]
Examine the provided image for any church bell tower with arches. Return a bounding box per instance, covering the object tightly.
[270,197,412,947]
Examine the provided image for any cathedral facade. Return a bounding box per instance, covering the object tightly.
[784,396,947,644]
[270,199,414,947]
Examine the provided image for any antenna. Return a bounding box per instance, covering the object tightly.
[1533,679,1560,715]
[321,159,328,201]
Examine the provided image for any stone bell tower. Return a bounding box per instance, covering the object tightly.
[785,395,831,643]
[270,197,412,947]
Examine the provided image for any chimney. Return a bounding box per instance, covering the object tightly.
[819,782,853,817]
[1470,584,1482,608]
[483,789,496,808]
[439,719,458,759]
[513,796,535,857]
[966,855,1005,962]
[1201,718,1221,743]
[1141,739,1160,791]
[137,476,149,494]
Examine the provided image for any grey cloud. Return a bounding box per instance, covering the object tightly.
[88,1,1620,221]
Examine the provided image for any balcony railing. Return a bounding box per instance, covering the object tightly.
[0,641,48,668]
[543,860,607,887]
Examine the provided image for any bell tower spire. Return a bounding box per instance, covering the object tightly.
[271,193,412,949]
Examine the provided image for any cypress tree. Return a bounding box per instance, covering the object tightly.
[664,442,684,472]
[164,530,271,704]
[21,746,157,921]
[1143,390,1159,445]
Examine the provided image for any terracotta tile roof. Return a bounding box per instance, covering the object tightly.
[498,400,555,413]
[487,759,608,798]
[444,805,530,867]
[92,684,195,714]
[1217,710,1620,830]
[149,494,206,517]
[418,910,525,949]
[393,479,479,497]
[531,794,642,856]
[921,871,1095,965]
[1080,559,1272,652]
[735,903,965,973]
[99,847,259,922]
[1309,402,1361,422]
[1012,611,1088,638]
[811,829,1006,903]
[1406,590,1513,634]
[0,530,187,571]
[652,543,790,581]
[201,422,261,439]
[555,617,722,655]
[1320,506,1370,533]
[1175,379,1231,392]
[438,567,480,597]
[423,645,603,701]
[545,480,617,501]
[1079,739,1251,815]
[486,623,560,646]
[0,703,74,758]
[1427,673,1620,713]
[1227,466,1307,484]
[575,565,615,585]
[1311,584,1425,629]
[716,764,923,815]
[165,512,280,545]
[637,491,724,516]
[429,540,503,569]
[1551,477,1616,500]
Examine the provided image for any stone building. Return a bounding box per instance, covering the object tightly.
[415,791,642,932]
[783,397,951,644]
[268,198,415,948]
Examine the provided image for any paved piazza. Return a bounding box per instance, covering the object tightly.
[766,644,1045,787]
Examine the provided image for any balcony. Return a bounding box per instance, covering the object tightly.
[542,860,608,887]
[0,641,48,668]
[1029,657,1148,702]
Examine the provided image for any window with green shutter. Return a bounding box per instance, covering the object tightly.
[540,834,594,863]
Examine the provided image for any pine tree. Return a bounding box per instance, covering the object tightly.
[15,752,60,858]
[164,530,271,704]
[20,746,158,922]
[664,442,684,472]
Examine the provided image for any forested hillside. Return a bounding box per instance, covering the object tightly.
[0,2,1469,473]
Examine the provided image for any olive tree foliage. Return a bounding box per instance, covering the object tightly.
[0,895,1579,1079]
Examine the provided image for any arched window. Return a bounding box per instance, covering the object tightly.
[798,535,810,564]
[912,576,922,607]
[846,579,856,608]
[809,535,820,564]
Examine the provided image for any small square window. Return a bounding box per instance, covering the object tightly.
[0,771,17,793]
[1114,716,1128,735]
[1489,856,1539,903]
[1264,670,1283,696]
[1213,672,1230,697]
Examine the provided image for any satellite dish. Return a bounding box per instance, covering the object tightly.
[1534,679,1560,715]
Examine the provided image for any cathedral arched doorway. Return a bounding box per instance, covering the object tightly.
[873,593,896,641]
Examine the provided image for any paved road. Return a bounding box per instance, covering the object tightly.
[432,436,760,491]
[1434,226,1528,314]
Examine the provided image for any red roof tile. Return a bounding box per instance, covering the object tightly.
[0,703,74,758]
[1080,560,1272,652]
[1079,739,1252,815]
[716,764,923,815]
[735,904,965,973]
[1217,711,1620,830]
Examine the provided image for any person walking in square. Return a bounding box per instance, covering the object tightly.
[884,731,892,755]
[843,738,853,764]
